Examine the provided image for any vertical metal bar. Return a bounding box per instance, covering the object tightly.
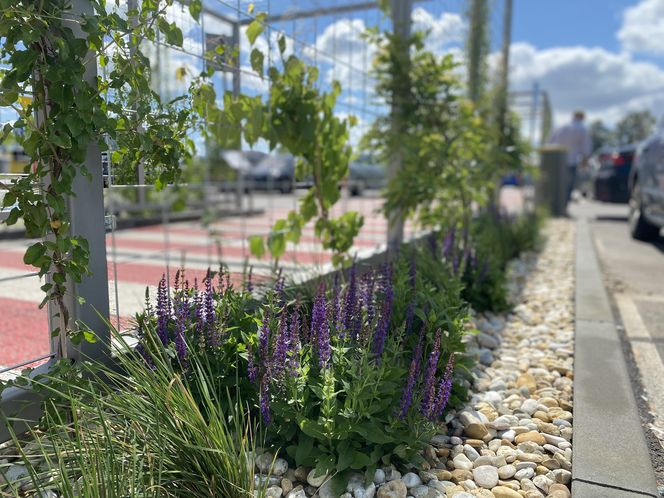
[530,82,539,145]
[55,0,110,361]
[232,21,241,99]
[387,0,412,254]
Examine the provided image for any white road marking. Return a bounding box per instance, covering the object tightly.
[615,292,664,419]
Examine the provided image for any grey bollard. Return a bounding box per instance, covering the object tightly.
[536,146,568,217]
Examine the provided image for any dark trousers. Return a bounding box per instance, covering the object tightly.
[567,164,578,204]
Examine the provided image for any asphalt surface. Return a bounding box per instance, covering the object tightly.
[571,197,664,492]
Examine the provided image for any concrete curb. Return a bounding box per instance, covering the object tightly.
[572,218,659,497]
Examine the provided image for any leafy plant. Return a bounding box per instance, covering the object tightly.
[0,0,201,353]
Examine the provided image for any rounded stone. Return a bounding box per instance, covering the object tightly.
[490,486,523,498]
[472,465,498,489]
[514,467,535,480]
[410,485,429,498]
[453,454,474,471]
[402,472,422,488]
[256,452,274,473]
[376,479,407,498]
[374,469,386,485]
[514,431,546,445]
[266,486,283,498]
[497,464,516,479]
[306,469,328,487]
[272,458,289,476]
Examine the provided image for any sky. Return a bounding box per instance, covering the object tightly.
[508,0,664,129]
[211,0,664,135]
[4,0,664,145]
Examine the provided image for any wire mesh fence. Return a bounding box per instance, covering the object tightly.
[0,0,523,376]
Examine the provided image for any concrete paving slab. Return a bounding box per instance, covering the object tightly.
[572,480,659,497]
[574,219,659,497]
[575,219,613,323]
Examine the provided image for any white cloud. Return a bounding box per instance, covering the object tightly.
[412,8,466,53]
[507,42,664,126]
[618,0,664,55]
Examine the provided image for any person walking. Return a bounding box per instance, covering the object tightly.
[548,110,592,205]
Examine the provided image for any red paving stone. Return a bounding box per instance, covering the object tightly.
[0,296,50,367]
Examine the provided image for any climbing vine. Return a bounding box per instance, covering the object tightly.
[0,0,200,354]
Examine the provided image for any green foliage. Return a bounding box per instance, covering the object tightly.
[1,331,262,498]
[0,0,200,352]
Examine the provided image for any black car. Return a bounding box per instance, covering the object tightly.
[348,155,386,196]
[628,132,664,240]
[592,144,636,203]
[245,154,295,193]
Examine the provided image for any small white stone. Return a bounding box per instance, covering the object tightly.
[514,467,535,480]
[402,472,422,488]
[272,458,289,476]
[306,469,328,487]
[373,469,386,485]
[452,454,473,471]
[472,465,499,489]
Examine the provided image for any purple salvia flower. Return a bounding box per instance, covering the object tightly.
[461,245,470,273]
[156,275,170,346]
[433,353,455,420]
[258,317,271,375]
[398,326,425,419]
[331,273,341,333]
[247,342,258,383]
[287,303,301,374]
[259,378,271,425]
[372,266,393,360]
[452,254,460,275]
[427,232,438,257]
[405,256,417,335]
[366,270,377,327]
[272,311,289,380]
[311,283,330,368]
[343,262,358,339]
[204,270,218,347]
[477,258,489,284]
[421,328,442,418]
[442,227,456,259]
[246,266,254,293]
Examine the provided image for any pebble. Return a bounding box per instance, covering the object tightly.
[306,469,328,487]
[471,465,498,488]
[402,472,422,488]
[376,479,407,498]
[374,469,386,485]
[256,452,274,474]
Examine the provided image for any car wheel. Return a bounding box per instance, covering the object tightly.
[279,179,293,194]
[350,181,364,197]
[629,178,660,241]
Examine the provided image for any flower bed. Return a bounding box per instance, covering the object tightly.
[0,213,542,498]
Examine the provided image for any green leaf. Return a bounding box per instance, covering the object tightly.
[278,35,287,54]
[250,48,264,75]
[350,451,372,469]
[23,243,46,266]
[245,13,266,45]
[188,0,202,21]
[248,235,265,259]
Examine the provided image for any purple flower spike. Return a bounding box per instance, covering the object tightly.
[247,266,254,293]
[260,379,271,425]
[247,342,258,383]
[398,326,425,419]
[204,270,218,348]
[421,329,442,418]
[442,227,456,259]
[478,258,489,284]
[372,266,393,360]
[332,273,341,333]
[287,305,301,374]
[433,353,455,420]
[343,262,358,339]
[272,311,289,380]
[311,283,330,368]
[156,275,171,346]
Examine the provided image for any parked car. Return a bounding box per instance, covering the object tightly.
[348,155,386,196]
[592,144,636,203]
[245,154,295,193]
[628,133,664,240]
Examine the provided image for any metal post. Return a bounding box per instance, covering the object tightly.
[530,82,540,145]
[128,0,146,208]
[496,0,512,135]
[387,0,412,254]
[232,22,241,99]
[54,0,110,361]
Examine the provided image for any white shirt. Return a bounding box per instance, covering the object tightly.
[548,119,592,166]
